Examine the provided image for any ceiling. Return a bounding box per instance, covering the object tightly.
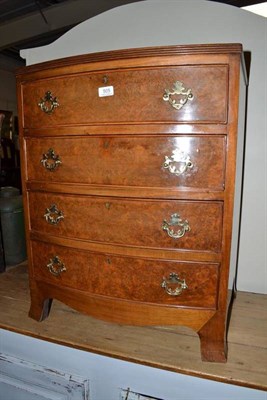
[0,0,265,67]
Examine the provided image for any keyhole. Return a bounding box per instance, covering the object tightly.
[104,140,109,149]
[103,75,108,84]
[105,202,111,210]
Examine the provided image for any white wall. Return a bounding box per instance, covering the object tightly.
[20,0,267,294]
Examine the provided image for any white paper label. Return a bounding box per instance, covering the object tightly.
[98,86,114,97]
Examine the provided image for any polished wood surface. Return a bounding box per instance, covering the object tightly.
[29,195,223,252]
[30,240,219,308]
[0,264,266,391]
[25,135,226,190]
[16,44,246,362]
[21,65,228,127]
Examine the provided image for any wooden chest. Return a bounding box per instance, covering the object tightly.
[16,44,246,362]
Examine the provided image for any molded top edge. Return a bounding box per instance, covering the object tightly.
[16,43,243,76]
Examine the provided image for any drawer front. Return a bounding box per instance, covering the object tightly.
[29,193,223,252]
[25,136,226,190]
[22,65,228,128]
[31,240,219,308]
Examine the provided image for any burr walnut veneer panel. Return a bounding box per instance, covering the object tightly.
[31,240,219,309]
[21,65,228,127]
[25,135,226,190]
[29,193,223,252]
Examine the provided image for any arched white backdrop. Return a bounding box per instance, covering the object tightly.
[21,0,267,294]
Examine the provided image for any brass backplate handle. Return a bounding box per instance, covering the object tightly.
[41,148,62,172]
[46,256,66,277]
[162,213,190,239]
[163,81,193,110]
[38,91,59,114]
[44,204,64,225]
[161,272,188,296]
[163,148,193,176]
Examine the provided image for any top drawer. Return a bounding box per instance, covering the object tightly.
[21,65,228,128]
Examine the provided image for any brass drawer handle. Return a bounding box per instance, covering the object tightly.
[44,204,64,225]
[162,213,190,239]
[163,148,193,176]
[163,81,193,110]
[41,148,62,171]
[38,91,59,114]
[46,256,66,276]
[161,272,188,296]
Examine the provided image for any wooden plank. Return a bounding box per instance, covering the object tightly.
[0,264,266,391]
[0,353,89,400]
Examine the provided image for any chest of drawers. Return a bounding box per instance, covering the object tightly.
[16,44,246,362]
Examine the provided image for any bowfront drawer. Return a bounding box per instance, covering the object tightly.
[22,65,228,128]
[31,240,219,309]
[25,135,226,191]
[29,193,223,252]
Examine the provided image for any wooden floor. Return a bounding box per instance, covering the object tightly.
[0,263,266,391]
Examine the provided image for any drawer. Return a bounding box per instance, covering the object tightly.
[22,65,228,128]
[31,240,219,309]
[29,193,223,252]
[25,135,226,191]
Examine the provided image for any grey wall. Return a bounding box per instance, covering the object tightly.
[0,68,17,115]
[21,0,267,294]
